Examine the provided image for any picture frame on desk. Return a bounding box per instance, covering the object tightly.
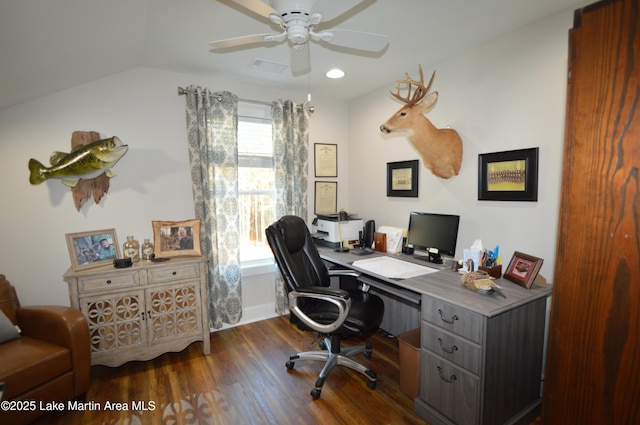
[65,228,120,271]
[387,160,419,197]
[504,251,543,289]
[152,219,202,258]
[478,147,539,201]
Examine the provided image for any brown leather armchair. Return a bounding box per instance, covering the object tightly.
[0,274,90,424]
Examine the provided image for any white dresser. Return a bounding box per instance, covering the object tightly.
[64,257,210,366]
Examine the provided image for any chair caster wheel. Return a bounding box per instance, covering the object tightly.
[311,388,321,400]
[364,349,372,358]
[367,380,377,390]
[285,361,295,370]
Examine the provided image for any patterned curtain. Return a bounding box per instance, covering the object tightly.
[183,87,242,328]
[272,99,310,314]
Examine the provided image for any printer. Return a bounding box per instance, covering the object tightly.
[312,214,363,249]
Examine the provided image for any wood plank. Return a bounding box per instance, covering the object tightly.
[543,0,640,423]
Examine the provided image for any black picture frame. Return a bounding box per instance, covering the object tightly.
[387,160,419,197]
[478,148,539,201]
[314,143,338,178]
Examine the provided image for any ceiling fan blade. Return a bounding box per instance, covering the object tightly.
[319,29,388,52]
[311,0,369,22]
[209,33,286,49]
[290,46,310,76]
[227,0,279,20]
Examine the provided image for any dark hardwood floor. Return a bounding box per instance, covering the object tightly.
[34,316,424,425]
[33,316,543,424]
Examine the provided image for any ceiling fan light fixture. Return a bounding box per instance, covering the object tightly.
[326,68,345,79]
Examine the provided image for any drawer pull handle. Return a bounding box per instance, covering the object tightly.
[437,366,457,384]
[106,280,112,284]
[437,338,458,354]
[172,271,177,275]
[438,309,459,324]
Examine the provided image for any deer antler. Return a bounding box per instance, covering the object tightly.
[390,65,436,106]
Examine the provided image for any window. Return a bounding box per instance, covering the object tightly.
[237,101,275,264]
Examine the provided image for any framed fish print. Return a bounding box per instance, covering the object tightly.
[66,228,120,271]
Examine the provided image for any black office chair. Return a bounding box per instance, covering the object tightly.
[265,215,385,400]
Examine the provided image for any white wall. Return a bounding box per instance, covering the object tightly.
[347,10,573,281]
[0,67,349,322]
[0,7,573,327]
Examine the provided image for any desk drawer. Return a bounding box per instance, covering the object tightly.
[421,350,479,425]
[422,321,482,375]
[422,297,484,344]
[79,271,139,293]
[146,263,200,284]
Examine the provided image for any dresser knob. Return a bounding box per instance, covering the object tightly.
[172,271,177,276]
[106,280,112,284]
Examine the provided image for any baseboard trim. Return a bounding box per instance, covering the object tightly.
[212,302,280,332]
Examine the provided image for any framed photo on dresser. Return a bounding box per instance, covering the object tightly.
[65,228,120,271]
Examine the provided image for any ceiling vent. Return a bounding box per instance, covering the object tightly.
[249,58,288,74]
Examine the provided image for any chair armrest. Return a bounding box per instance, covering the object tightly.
[17,306,91,395]
[327,269,372,292]
[289,286,351,334]
[328,269,361,279]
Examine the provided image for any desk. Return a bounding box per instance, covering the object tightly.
[320,248,552,425]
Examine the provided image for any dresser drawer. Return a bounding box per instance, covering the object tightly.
[146,263,200,283]
[422,321,482,375]
[422,297,484,344]
[78,270,139,293]
[421,350,479,425]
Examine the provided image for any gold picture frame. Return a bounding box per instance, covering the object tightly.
[152,219,202,258]
[65,228,120,271]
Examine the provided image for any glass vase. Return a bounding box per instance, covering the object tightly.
[123,236,140,263]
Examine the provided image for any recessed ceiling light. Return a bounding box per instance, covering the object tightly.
[325,68,345,79]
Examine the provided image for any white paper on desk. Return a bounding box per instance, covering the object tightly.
[377,226,405,253]
[352,257,438,279]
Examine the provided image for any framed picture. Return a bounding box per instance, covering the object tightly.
[314,181,337,215]
[387,160,419,197]
[152,219,202,258]
[478,148,539,201]
[66,228,120,271]
[314,143,338,177]
[504,251,544,289]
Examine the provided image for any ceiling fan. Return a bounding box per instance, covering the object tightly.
[209,0,389,75]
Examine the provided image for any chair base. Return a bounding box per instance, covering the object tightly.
[286,335,378,400]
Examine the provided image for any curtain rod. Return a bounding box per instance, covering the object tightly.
[177,87,314,113]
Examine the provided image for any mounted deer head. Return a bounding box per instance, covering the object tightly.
[380,66,462,179]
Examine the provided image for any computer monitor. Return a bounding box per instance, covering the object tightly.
[406,212,460,263]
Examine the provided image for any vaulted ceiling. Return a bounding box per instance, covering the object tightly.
[0,0,586,110]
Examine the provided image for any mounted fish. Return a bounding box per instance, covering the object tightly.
[28,136,128,187]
